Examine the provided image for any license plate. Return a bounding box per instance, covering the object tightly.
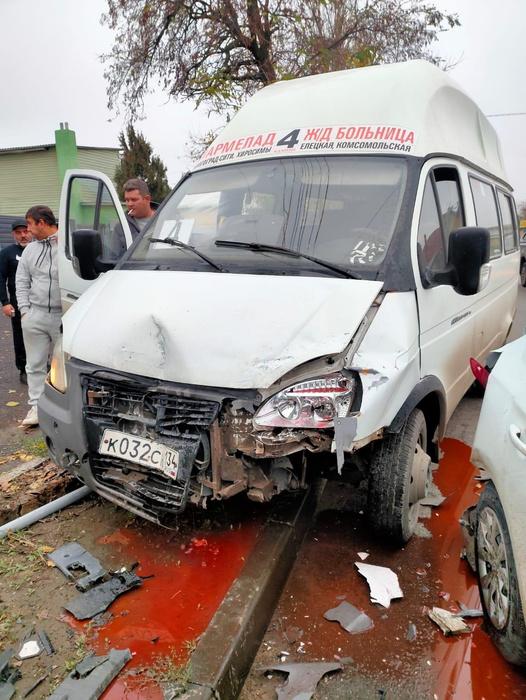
[99,429,179,479]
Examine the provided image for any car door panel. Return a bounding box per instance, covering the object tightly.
[58,170,131,310]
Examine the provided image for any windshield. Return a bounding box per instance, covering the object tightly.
[127,156,407,276]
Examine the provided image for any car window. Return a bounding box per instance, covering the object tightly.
[67,176,127,262]
[417,175,446,286]
[497,191,518,254]
[470,177,502,259]
[434,168,465,238]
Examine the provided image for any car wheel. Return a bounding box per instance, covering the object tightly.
[476,482,526,666]
[367,408,431,545]
[520,260,526,287]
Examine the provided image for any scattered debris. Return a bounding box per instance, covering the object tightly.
[265,661,342,700]
[428,607,470,635]
[48,649,131,699]
[406,623,417,642]
[324,601,374,634]
[49,542,108,592]
[17,641,40,660]
[90,612,113,628]
[420,495,446,507]
[354,562,404,608]
[454,603,483,618]
[22,674,48,698]
[414,522,432,539]
[64,571,143,620]
[357,552,370,561]
[418,505,432,519]
[16,629,54,661]
[0,649,21,700]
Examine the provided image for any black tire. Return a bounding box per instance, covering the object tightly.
[367,408,429,545]
[520,260,526,287]
[476,482,526,666]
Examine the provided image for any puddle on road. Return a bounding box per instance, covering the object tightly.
[248,438,526,699]
[66,516,261,698]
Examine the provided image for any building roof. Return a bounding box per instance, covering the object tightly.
[0,144,119,154]
[196,60,508,184]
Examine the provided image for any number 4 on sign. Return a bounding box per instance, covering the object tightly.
[277,129,300,149]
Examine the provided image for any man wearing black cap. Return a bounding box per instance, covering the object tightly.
[0,219,32,383]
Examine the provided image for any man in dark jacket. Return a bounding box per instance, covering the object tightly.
[107,179,158,260]
[0,219,32,383]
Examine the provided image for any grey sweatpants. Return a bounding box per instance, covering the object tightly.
[22,307,62,406]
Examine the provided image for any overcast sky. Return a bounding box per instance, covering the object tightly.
[1,0,525,202]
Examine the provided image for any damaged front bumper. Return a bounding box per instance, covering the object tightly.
[38,359,333,524]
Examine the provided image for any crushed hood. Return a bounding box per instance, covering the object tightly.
[63,270,383,389]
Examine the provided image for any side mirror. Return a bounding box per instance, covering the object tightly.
[448,227,490,296]
[71,229,116,280]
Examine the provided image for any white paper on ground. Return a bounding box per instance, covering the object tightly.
[357,552,370,560]
[354,562,404,608]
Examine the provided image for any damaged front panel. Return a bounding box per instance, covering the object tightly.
[82,374,220,520]
[77,367,337,520]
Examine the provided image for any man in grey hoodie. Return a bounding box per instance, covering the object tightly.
[16,205,61,427]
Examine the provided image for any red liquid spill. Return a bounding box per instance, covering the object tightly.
[268,438,526,698]
[67,521,259,699]
[430,439,526,699]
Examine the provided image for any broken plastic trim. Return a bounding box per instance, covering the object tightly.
[48,648,131,700]
[64,570,143,620]
[48,542,107,592]
[324,600,374,634]
[265,661,342,700]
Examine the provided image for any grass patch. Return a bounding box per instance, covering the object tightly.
[0,531,54,582]
[64,634,88,672]
[0,608,18,645]
[150,648,192,694]
[20,434,49,458]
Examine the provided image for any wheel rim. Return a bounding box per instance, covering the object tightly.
[407,432,431,529]
[477,505,510,630]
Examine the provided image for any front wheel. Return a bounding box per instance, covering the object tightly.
[476,482,526,666]
[520,260,526,287]
[367,408,431,545]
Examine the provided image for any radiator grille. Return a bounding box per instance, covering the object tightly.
[81,375,219,514]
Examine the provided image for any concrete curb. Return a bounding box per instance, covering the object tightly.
[180,481,324,699]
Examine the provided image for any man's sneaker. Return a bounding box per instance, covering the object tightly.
[19,370,27,385]
[21,406,38,427]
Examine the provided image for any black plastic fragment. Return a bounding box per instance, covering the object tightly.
[324,601,373,634]
[64,571,143,620]
[37,629,55,656]
[265,661,342,700]
[0,649,21,700]
[406,623,417,642]
[48,649,131,700]
[75,654,107,678]
[49,542,107,592]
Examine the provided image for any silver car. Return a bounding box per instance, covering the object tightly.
[463,335,526,665]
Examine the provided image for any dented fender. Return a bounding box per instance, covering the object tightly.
[345,292,421,445]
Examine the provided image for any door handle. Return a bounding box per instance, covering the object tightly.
[509,424,526,456]
[66,293,79,301]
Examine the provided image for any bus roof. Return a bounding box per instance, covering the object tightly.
[195,60,507,183]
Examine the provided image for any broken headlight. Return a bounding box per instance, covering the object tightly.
[253,373,356,429]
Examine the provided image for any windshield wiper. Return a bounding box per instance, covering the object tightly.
[214,240,361,279]
[149,238,226,272]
